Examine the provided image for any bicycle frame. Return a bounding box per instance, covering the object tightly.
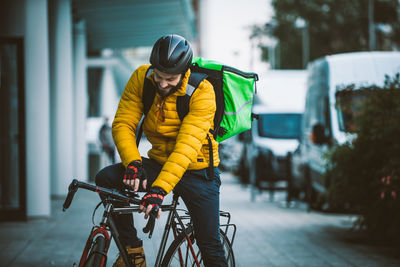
[153,194,199,267]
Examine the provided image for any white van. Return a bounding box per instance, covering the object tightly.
[239,70,307,200]
[291,51,400,208]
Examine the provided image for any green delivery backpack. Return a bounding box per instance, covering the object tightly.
[139,57,258,143]
[191,57,258,142]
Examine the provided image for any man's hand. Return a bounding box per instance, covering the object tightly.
[139,187,166,219]
[123,161,147,191]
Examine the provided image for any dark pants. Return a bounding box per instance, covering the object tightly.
[95,157,228,267]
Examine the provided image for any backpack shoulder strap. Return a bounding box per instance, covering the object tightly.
[142,67,156,116]
[178,72,215,180]
[176,72,208,121]
[136,66,156,146]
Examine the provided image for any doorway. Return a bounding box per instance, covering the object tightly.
[0,38,26,220]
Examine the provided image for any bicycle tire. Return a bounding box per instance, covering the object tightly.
[83,235,107,267]
[161,229,235,267]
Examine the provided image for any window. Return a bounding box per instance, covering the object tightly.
[335,89,368,133]
[258,113,302,139]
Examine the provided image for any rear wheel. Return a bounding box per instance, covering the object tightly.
[161,229,235,267]
[84,235,107,267]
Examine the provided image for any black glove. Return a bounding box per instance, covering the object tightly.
[124,161,146,190]
[141,187,166,210]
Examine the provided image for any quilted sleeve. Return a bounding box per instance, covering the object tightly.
[112,65,149,167]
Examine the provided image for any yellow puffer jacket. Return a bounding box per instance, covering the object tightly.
[112,65,220,193]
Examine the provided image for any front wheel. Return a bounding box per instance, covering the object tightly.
[161,229,235,267]
[83,235,107,267]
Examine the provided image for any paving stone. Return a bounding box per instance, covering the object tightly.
[1,172,400,267]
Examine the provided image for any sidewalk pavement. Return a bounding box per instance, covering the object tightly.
[1,172,400,267]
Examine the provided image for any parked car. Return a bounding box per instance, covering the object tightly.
[249,106,302,186]
[291,51,400,209]
[239,70,307,201]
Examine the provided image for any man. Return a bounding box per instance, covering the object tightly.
[95,34,227,267]
[98,117,115,164]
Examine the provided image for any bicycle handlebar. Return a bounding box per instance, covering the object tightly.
[63,179,159,238]
[63,179,142,212]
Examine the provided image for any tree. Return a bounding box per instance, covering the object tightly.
[325,74,400,244]
[254,0,400,69]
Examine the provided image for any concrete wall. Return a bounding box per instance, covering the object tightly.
[1,0,90,217]
[1,0,52,217]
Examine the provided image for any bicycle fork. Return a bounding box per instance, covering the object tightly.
[78,202,134,267]
[78,226,110,267]
[78,203,114,267]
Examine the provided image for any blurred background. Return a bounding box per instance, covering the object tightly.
[1,0,400,226]
[3,1,400,266]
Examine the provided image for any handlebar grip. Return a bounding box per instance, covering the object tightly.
[63,179,79,211]
[143,205,159,238]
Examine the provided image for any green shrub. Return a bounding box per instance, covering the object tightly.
[325,73,400,244]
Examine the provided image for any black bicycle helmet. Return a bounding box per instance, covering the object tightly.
[150,34,193,74]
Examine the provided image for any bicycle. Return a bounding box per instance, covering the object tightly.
[63,179,236,267]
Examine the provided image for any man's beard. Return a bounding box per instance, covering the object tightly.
[156,79,183,97]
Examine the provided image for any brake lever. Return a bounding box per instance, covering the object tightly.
[143,205,159,238]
